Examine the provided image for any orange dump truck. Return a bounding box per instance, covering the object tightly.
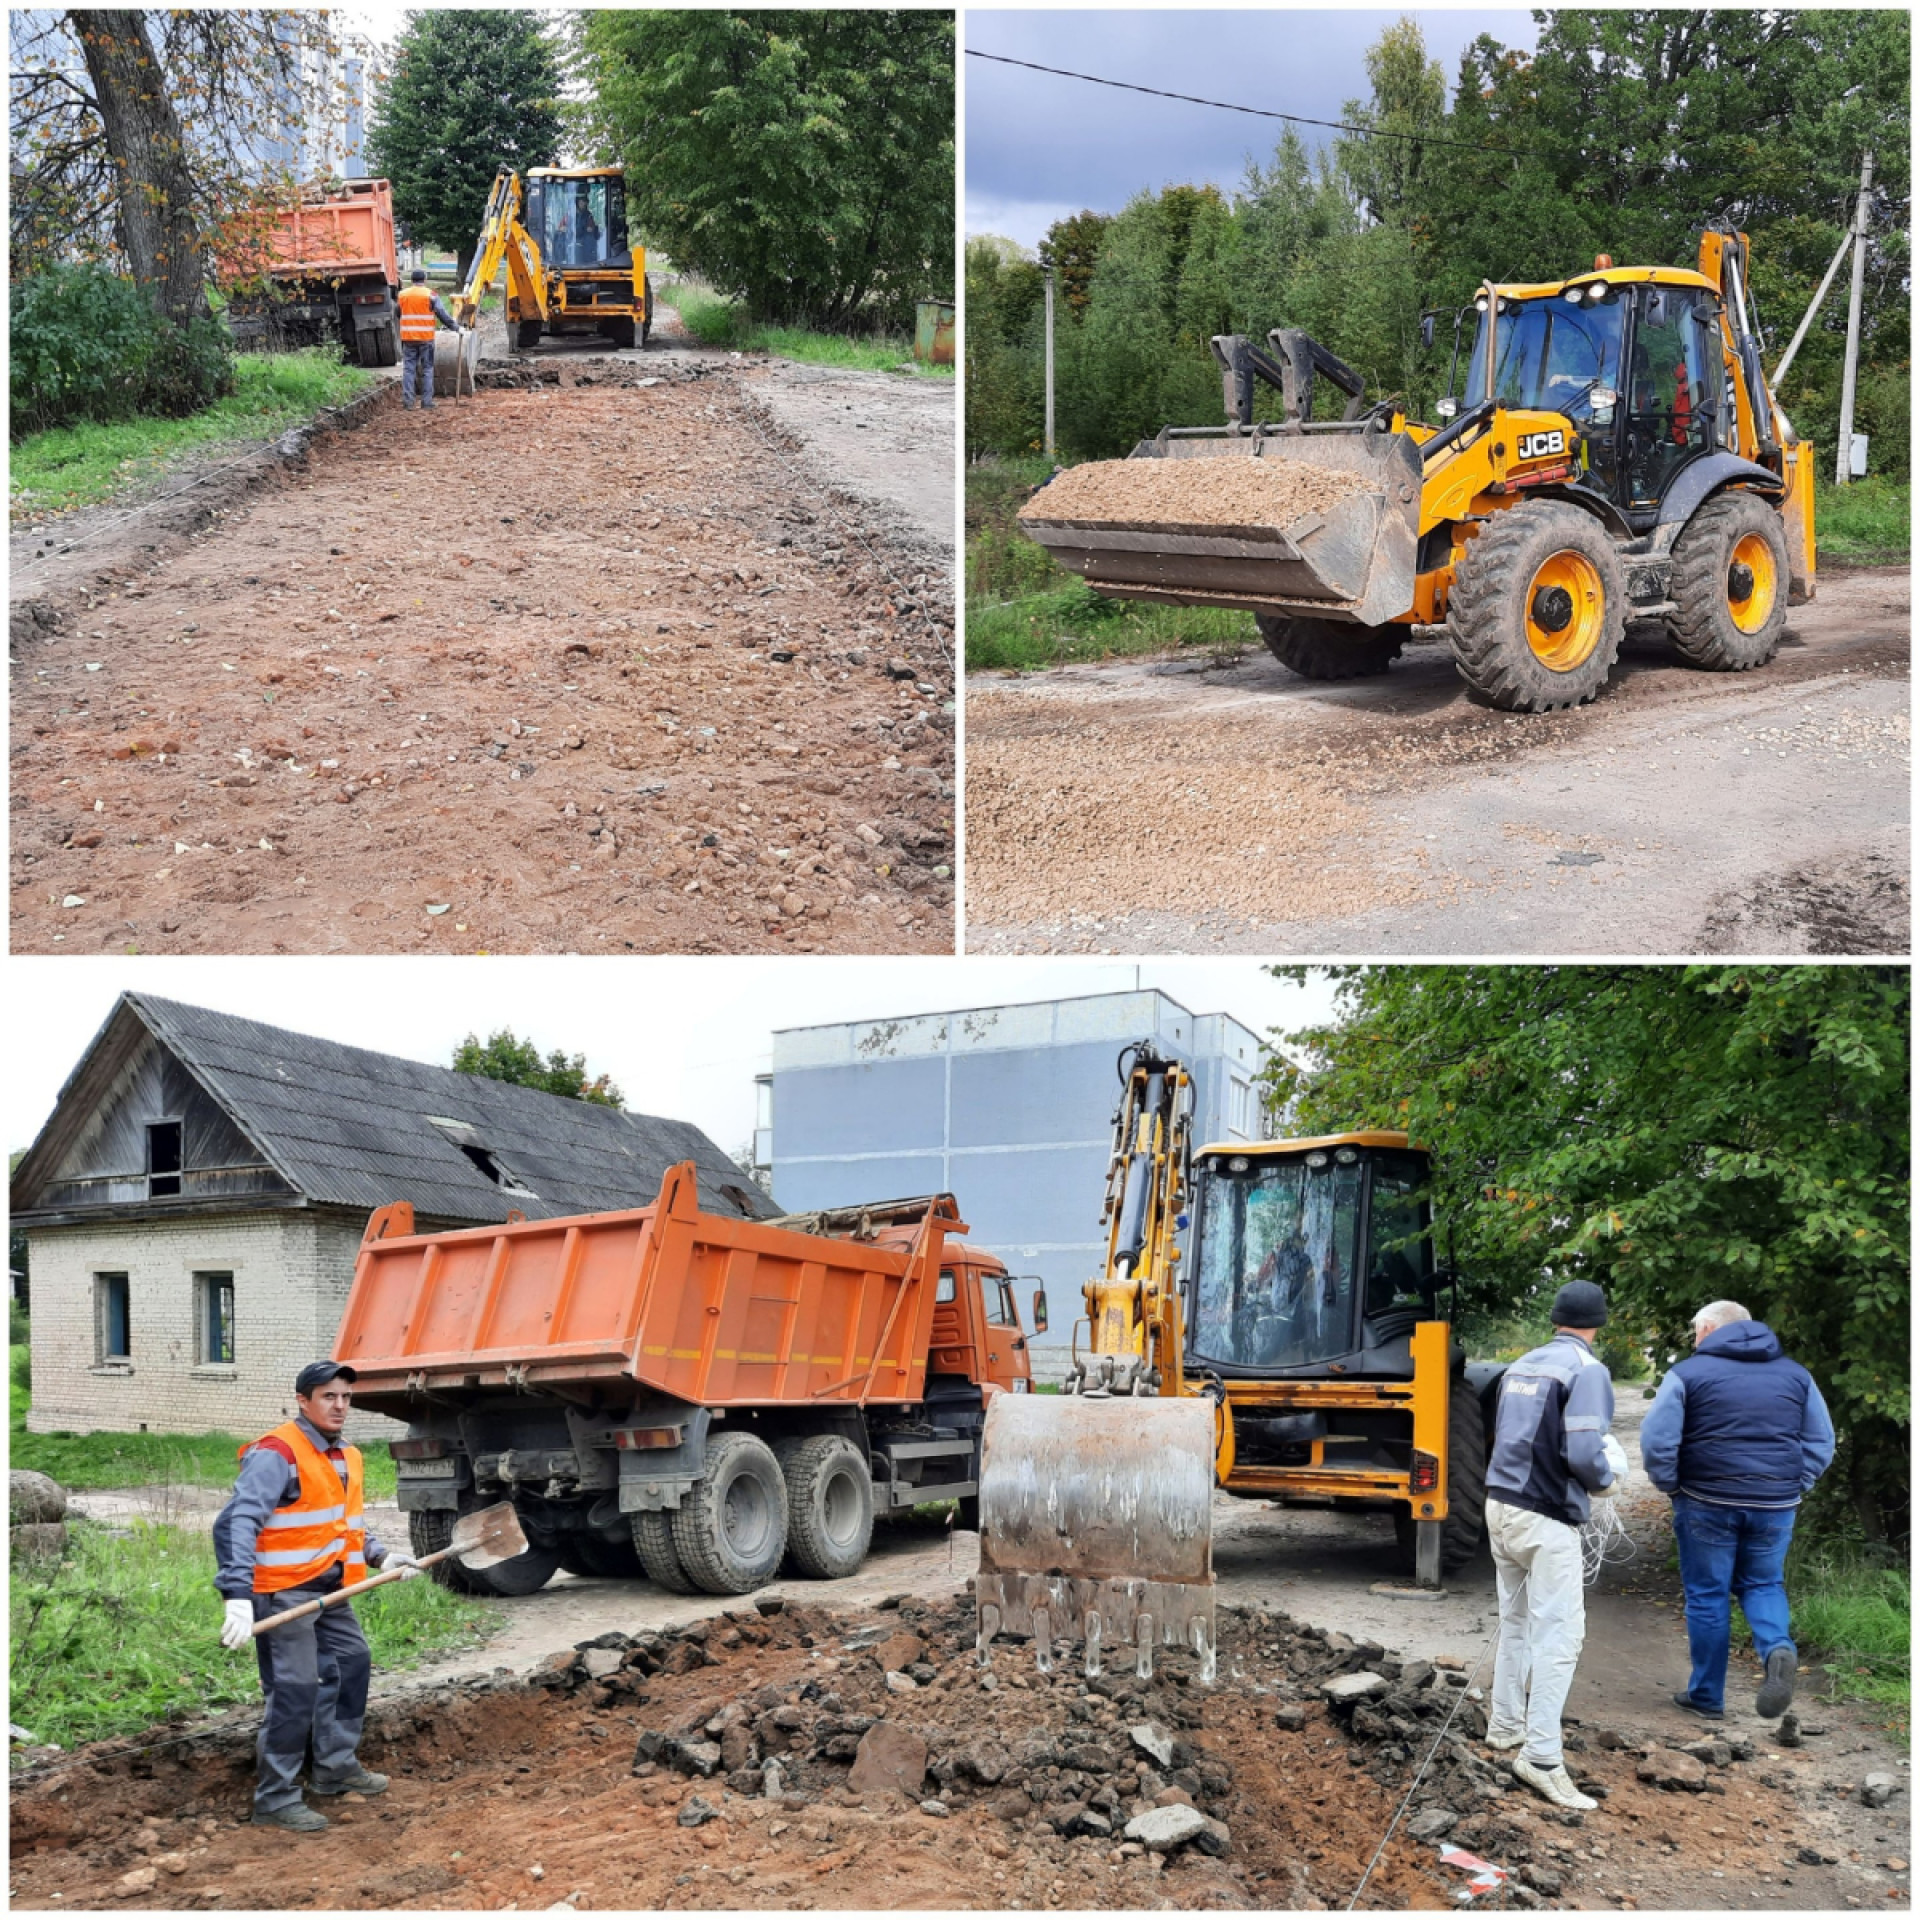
[222,177,401,368]
[336,1162,1041,1598]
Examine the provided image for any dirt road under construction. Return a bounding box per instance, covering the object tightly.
[965,567,1908,956]
[10,313,955,954]
[17,1402,1909,1912]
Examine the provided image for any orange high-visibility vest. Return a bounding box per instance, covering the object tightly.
[240,1421,367,1593]
[398,284,438,344]
[1672,360,1692,446]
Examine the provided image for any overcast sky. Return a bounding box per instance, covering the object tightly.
[8,960,1338,1167]
[966,8,1537,249]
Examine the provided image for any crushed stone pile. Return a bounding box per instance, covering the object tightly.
[1021,455,1372,533]
[7,1586,1819,1913]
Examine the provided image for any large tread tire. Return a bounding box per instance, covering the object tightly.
[671,1432,790,1595]
[630,1508,699,1593]
[409,1504,488,1594]
[556,1540,601,1579]
[359,322,398,369]
[1257,613,1404,680]
[1666,491,1790,670]
[469,1513,560,1596]
[1445,500,1626,711]
[607,317,637,352]
[778,1434,874,1580]
[1395,1378,1489,1575]
[515,319,543,353]
[581,1530,644,1578]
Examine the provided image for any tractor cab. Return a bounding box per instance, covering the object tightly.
[1185,1131,1439,1380]
[1455,267,1747,525]
[523,168,631,269]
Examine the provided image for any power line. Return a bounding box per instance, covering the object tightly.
[965,50,1524,158]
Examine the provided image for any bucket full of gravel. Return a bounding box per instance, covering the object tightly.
[1019,429,1425,627]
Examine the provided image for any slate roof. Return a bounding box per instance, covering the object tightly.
[13,992,777,1227]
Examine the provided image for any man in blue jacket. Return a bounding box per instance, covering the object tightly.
[1640,1301,1835,1721]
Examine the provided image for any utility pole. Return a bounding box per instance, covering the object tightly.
[1835,150,1874,486]
[1044,264,1059,462]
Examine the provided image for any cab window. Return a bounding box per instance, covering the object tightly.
[936,1270,956,1304]
[984,1276,1019,1328]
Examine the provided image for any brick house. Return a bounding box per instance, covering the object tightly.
[11,993,774,1441]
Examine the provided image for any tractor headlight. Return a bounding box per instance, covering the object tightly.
[1586,283,1610,304]
[1564,286,1584,304]
[1435,398,1457,420]
[1305,1151,1330,1170]
[1473,295,1489,314]
[1334,1147,1358,1166]
[1228,1156,1249,1173]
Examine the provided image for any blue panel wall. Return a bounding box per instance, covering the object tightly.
[948,1042,1121,1150]
[946,1144,1110,1245]
[772,1058,946,1157]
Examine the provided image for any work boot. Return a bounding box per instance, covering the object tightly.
[1512,1756,1598,1812]
[251,1803,329,1832]
[1672,1691,1725,1720]
[1756,1647,1798,1718]
[312,1768,389,1796]
[1483,1720,1526,1751]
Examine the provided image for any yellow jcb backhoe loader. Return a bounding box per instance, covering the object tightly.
[1020,230,1814,712]
[452,166,653,352]
[975,1044,1503,1680]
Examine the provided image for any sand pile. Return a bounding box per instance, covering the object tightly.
[1022,455,1372,532]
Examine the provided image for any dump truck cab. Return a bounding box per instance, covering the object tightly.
[927,1241,1037,1394]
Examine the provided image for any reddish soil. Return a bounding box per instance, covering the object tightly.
[11,364,953,954]
[8,1587,1886,1913]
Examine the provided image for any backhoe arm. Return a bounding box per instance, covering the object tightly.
[452,169,546,331]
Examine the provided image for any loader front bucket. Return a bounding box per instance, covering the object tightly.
[976,1390,1217,1683]
[1019,429,1423,629]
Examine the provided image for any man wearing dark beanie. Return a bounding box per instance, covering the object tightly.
[1482,1279,1623,1812]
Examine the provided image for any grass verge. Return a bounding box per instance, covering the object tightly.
[10,348,377,524]
[966,453,1254,672]
[1814,474,1908,564]
[9,1518,495,1751]
[13,1380,398,1502]
[1788,1545,1908,1727]
[671,285,950,379]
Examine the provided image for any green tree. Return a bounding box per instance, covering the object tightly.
[1260,965,1910,1544]
[578,10,953,329]
[1038,210,1112,318]
[451,1030,625,1108]
[366,9,563,283]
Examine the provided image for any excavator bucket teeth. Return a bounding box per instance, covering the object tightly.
[975,1392,1216,1684]
[1019,431,1422,629]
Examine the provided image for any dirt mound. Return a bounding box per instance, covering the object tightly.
[5,1585,1853,1912]
[1023,456,1370,532]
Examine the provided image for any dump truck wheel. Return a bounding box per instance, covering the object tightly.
[630,1509,699,1593]
[672,1432,791,1594]
[359,323,397,369]
[1667,491,1790,670]
[779,1435,873,1579]
[560,1531,643,1579]
[1445,501,1625,711]
[1394,1379,1489,1575]
[409,1505,488,1594]
[1256,614,1404,680]
[469,1508,561,1596]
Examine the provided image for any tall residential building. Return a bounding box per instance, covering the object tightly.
[762,990,1268,1347]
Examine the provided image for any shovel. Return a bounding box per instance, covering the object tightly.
[252,1501,527,1637]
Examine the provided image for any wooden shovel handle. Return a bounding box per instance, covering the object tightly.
[251,1545,449,1637]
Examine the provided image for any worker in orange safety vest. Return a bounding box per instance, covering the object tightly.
[397,268,462,411]
[212,1361,420,1830]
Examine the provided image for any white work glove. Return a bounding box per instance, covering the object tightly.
[1599,1433,1629,1488]
[379,1550,423,1580]
[220,1598,255,1650]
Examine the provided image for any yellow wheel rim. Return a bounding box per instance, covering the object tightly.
[1523,550,1606,672]
[1728,531,1778,634]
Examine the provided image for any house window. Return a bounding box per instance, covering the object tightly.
[96,1273,132,1362]
[1228,1076,1256,1139]
[147,1120,183,1198]
[196,1273,235,1366]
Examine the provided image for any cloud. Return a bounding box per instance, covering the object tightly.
[965,8,1538,231]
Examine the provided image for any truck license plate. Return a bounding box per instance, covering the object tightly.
[404,1458,457,1478]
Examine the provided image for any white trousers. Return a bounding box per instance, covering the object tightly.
[1486,1496,1586,1768]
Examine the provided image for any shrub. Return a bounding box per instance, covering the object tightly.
[10,265,234,438]
[9,1300,28,1346]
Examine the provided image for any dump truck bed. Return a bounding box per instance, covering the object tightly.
[246,180,397,283]
[336,1162,959,1412]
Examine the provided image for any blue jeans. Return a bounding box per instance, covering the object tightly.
[1671,1493,1796,1712]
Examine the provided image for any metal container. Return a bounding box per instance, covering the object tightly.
[915,298,956,366]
